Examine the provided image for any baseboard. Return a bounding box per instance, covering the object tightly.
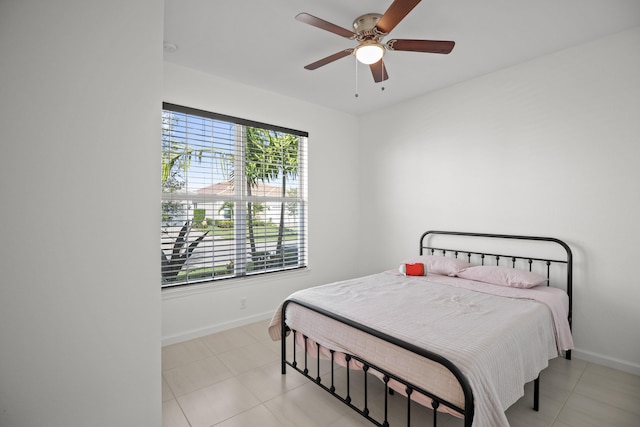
[162,310,274,347]
[573,348,640,376]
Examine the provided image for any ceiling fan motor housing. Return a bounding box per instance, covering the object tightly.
[353,13,384,40]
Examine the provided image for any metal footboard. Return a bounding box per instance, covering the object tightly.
[280,298,475,427]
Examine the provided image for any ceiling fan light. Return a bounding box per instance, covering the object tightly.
[355,43,384,64]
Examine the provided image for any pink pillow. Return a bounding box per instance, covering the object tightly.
[455,266,547,289]
[399,255,472,276]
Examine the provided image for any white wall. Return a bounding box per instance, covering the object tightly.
[162,63,361,344]
[0,1,163,426]
[358,27,640,374]
[162,28,640,374]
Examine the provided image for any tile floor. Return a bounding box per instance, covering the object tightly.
[162,319,640,427]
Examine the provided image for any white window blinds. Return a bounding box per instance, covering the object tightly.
[161,103,307,288]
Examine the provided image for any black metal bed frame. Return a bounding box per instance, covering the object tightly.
[280,231,573,427]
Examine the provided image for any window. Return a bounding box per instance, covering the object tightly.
[161,103,307,288]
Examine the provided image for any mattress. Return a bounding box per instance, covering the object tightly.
[269,270,573,427]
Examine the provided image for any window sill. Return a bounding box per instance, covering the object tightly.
[161,267,311,300]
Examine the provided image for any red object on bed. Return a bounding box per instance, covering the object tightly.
[405,262,425,276]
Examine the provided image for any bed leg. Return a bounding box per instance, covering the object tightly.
[533,376,540,411]
[280,306,289,375]
[405,387,413,426]
[281,327,286,375]
[566,349,572,360]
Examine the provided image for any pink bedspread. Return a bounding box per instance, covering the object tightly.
[269,271,573,427]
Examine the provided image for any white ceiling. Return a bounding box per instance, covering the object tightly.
[164,0,640,116]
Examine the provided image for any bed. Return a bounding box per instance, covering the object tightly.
[268,231,574,427]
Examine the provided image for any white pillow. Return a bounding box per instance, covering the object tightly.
[399,255,472,276]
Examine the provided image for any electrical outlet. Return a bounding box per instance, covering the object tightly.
[240,297,247,309]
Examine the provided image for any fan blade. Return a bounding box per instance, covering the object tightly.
[375,0,421,34]
[369,60,389,83]
[295,13,356,39]
[304,49,354,70]
[387,39,455,54]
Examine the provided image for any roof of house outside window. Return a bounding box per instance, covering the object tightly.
[196,181,282,197]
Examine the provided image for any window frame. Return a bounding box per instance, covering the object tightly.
[161,102,308,289]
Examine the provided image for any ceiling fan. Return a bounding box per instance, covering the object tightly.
[296,0,455,83]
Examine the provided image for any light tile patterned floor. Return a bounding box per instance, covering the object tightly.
[163,319,640,427]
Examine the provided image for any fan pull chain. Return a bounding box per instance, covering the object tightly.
[354,58,359,98]
[381,58,385,92]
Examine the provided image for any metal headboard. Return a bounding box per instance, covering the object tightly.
[420,230,573,357]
